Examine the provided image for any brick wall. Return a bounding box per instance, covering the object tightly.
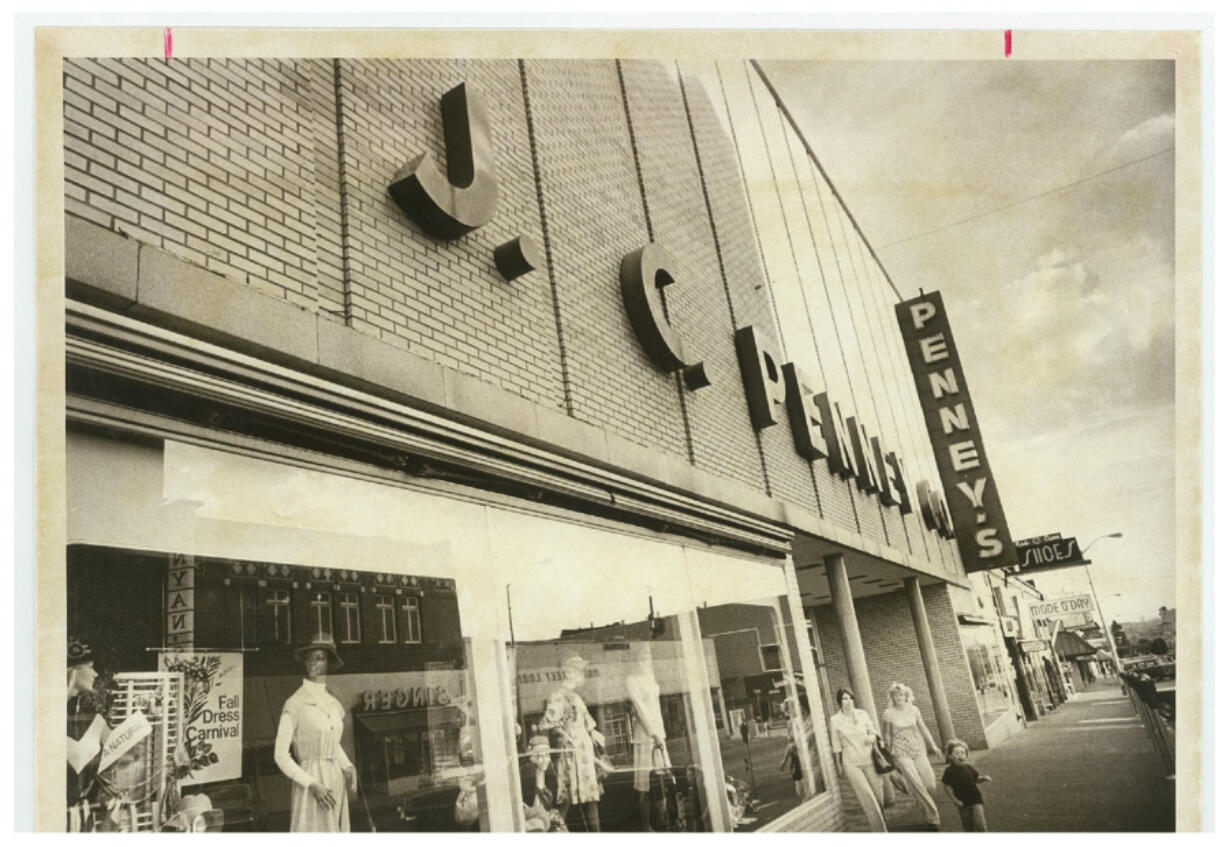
[64,58,327,310]
[62,55,958,569]
[812,583,988,749]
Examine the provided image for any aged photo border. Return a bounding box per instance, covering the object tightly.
[26,22,1206,833]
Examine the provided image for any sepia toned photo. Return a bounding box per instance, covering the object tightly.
[28,23,1203,833]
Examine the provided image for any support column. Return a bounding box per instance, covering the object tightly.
[825,553,878,720]
[827,554,897,807]
[904,577,957,745]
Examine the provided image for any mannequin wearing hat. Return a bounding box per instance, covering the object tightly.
[538,654,604,832]
[67,637,108,823]
[520,735,564,832]
[273,635,357,832]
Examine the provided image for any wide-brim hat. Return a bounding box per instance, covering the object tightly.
[293,635,344,671]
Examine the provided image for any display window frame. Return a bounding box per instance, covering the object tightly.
[59,415,835,832]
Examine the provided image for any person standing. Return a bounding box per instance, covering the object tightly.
[828,687,886,832]
[274,635,357,832]
[881,682,941,831]
[941,739,992,832]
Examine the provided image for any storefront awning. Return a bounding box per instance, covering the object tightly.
[1053,629,1096,658]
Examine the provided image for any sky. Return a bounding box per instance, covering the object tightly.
[764,60,1178,625]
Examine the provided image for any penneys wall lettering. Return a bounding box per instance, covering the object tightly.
[386,80,978,558]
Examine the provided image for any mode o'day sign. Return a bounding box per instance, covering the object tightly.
[1029,594,1095,621]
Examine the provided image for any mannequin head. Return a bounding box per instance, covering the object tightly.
[67,638,97,697]
[561,654,587,689]
[302,648,329,682]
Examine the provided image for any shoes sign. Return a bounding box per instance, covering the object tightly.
[1008,535,1089,575]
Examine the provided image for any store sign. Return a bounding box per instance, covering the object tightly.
[896,292,1017,571]
[159,652,243,784]
[1019,639,1049,654]
[735,325,923,518]
[1029,594,1095,622]
[388,83,500,240]
[386,80,971,549]
[1012,534,1087,574]
[360,685,454,712]
[166,553,195,647]
[620,244,709,390]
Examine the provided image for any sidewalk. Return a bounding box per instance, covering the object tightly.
[882,679,1176,832]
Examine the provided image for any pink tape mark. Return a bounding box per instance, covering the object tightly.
[164,27,173,60]
[1004,30,1012,57]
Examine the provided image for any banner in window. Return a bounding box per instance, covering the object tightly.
[159,651,243,784]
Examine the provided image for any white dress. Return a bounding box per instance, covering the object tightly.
[626,672,670,793]
[274,679,353,832]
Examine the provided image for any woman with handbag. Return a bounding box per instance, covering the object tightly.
[828,687,887,832]
[881,682,942,831]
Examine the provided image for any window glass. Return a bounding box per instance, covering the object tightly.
[403,596,423,644]
[489,509,717,833]
[339,593,362,645]
[310,591,334,641]
[488,508,824,833]
[682,547,826,828]
[961,625,1016,721]
[65,434,500,832]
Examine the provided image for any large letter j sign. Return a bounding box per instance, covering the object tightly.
[389,82,501,240]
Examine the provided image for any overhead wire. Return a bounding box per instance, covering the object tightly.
[879,147,1175,250]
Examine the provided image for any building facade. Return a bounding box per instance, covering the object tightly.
[56,55,1022,832]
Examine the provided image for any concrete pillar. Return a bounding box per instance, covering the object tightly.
[827,554,896,806]
[904,576,957,745]
[824,553,879,721]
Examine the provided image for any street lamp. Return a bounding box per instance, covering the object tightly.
[1081,533,1124,675]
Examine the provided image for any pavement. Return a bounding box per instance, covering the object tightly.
[880,678,1176,832]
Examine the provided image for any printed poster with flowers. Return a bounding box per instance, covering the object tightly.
[158,652,243,784]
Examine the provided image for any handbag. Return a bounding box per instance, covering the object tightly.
[870,738,897,775]
[650,747,682,832]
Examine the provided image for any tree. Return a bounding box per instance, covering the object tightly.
[1151,637,1169,656]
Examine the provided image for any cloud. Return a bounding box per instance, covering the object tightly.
[956,238,1174,449]
[1104,112,1174,166]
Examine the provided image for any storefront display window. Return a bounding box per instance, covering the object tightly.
[66,431,828,831]
[66,434,495,832]
[960,627,1016,722]
[490,511,826,833]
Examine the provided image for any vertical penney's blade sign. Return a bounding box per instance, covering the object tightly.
[895,292,1017,572]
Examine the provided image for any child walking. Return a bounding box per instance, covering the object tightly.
[779,735,803,798]
[940,739,992,832]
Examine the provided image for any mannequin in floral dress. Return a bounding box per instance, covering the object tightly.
[539,654,604,832]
